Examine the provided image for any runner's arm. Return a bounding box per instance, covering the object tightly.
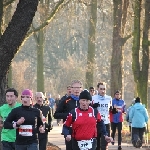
[54,99,69,119]
[62,113,73,137]
[47,107,53,131]
[0,116,3,128]
[4,109,17,129]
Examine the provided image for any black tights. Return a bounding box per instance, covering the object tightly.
[111,122,122,146]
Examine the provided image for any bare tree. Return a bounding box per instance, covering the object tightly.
[0,0,39,103]
[111,0,130,96]
[132,0,150,107]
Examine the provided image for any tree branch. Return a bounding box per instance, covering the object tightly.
[25,0,68,40]
[78,0,91,6]
[3,0,16,7]
[31,23,39,44]
[121,34,132,46]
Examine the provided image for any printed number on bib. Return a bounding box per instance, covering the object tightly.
[101,114,106,121]
[19,125,32,136]
[77,139,93,150]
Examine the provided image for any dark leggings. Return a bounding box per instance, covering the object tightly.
[96,124,110,150]
[132,127,145,143]
[111,122,122,146]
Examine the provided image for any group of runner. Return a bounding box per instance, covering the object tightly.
[0,88,52,150]
[54,80,127,150]
[0,80,148,150]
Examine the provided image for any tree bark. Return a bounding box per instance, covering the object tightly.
[85,0,97,89]
[37,30,45,93]
[0,0,39,102]
[111,0,123,96]
[0,0,3,36]
[132,0,150,107]
[111,0,129,97]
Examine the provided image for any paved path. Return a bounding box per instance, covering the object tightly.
[48,120,149,150]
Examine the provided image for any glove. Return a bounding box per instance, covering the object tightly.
[92,103,100,108]
[45,123,53,132]
[112,107,118,114]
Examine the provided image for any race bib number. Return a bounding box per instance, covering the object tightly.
[101,114,106,121]
[19,125,32,136]
[77,139,93,150]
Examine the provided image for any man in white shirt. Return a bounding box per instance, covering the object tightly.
[92,82,112,150]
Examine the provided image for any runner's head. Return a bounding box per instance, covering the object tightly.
[5,88,18,106]
[35,92,45,106]
[79,90,92,110]
[67,85,72,96]
[97,82,106,96]
[21,89,33,106]
[114,90,121,99]
[71,80,83,96]
[89,87,95,96]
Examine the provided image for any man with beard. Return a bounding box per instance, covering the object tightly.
[0,88,21,150]
[34,92,53,150]
[54,80,83,150]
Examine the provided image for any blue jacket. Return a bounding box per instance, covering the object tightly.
[129,103,149,128]
[110,98,126,123]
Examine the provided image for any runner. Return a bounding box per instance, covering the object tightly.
[34,92,53,150]
[54,80,83,150]
[0,88,21,150]
[63,90,112,150]
[4,89,45,150]
[89,87,95,96]
[92,82,112,150]
[60,85,72,102]
[129,97,149,148]
[109,90,126,150]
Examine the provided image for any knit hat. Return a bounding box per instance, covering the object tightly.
[135,97,141,103]
[79,90,92,101]
[21,89,33,98]
[114,90,121,95]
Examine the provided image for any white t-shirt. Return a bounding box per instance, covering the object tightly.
[92,94,112,124]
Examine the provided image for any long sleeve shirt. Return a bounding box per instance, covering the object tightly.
[4,105,43,145]
[62,106,107,141]
[110,98,126,123]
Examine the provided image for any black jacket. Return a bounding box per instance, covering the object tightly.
[54,96,80,122]
[33,103,52,137]
[4,105,43,145]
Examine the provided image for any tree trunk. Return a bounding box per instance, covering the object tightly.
[0,0,39,102]
[111,0,130,97]
[37,30,45,93]
[134,0,150,107]
[85,0,97,89]
[111,0,123,96]
[0,0,3,36]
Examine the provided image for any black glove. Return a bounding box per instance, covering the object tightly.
[45,123,53,132]
[112,107,118,114]
[92,103,100,108]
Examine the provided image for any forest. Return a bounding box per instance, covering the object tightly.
[0,0,150,108]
